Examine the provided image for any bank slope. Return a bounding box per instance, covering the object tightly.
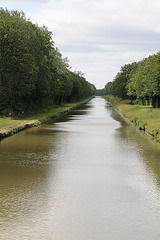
[104,96,160,142]
[0,98,92,141]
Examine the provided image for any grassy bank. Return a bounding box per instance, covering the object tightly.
[0,97,93,140]
[104,95,160,142]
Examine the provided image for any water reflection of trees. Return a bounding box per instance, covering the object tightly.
[108,104,160,186]
[0,100,93,228]
[49,102,92,124]
[0,127,59,223]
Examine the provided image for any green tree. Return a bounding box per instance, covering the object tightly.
[110,62,138,99]
[0,8,95,115]
[127,54,160,107]
[0,18,38,113]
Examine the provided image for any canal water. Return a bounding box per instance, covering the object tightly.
[0,97,160,240]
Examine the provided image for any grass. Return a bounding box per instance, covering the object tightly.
[104,95,160,141]
[0,118,36,133]
[0,98,92,138]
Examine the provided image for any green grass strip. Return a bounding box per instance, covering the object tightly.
[0,97,92,140]
[104,95,160,142]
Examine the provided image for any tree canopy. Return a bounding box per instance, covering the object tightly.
[105,52,160,108]
[0,8,95,115]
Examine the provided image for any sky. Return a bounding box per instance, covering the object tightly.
[1,0,160,89]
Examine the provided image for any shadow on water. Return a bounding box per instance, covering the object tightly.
[105,101,126,126]
[48,102,92,124]
[1,97,160,239]
[0,100,94,237]
[0,127,59,229]
[106,100,160,186]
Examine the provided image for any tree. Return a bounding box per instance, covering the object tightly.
[0,18,38,113]
[110,62,138,99]
[127,54,160,107]
[0,8,95,115]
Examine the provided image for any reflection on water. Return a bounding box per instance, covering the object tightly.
[0,97,160,240]
[106,100,160,185]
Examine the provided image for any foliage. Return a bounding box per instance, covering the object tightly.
[95,88,106,96]
[105,62,138,99]
[127,53,160,107]
[0,8,95,115]
[105,52,160,108]
[104,95,160,140]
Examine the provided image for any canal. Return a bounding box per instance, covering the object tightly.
[0,96,160,239]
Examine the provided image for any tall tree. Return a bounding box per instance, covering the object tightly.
[0,18,38,113]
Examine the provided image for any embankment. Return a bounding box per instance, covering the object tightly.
[104,95,160,142]
[0,98,93,141]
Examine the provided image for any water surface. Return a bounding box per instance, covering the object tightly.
[0,97,160,240]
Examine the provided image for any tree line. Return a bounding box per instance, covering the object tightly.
[0,8,95,115]
[105,52,160,108]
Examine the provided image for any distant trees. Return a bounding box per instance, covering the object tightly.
[105,62,138,99]
[104,82,112,95]
[105,52,160,108]
[95,88,106,96]
[0,8,95,115]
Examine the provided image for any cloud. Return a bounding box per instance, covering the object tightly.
[2,0,160,88]
[1,0,47,5]
[1,0,46,12]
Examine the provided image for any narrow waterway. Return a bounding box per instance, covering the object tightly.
[0,97,160,240]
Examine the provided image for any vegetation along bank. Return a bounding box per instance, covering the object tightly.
[0,8,95,116]
[100,42,160,142]
[104,95,160,142]
[0,8,96,139]
[0,97,93,140]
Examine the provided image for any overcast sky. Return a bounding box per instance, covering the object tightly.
[1,0,160,88]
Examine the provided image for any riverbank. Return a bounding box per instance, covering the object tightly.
[104,95,160,142]
[0,97,93,141]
